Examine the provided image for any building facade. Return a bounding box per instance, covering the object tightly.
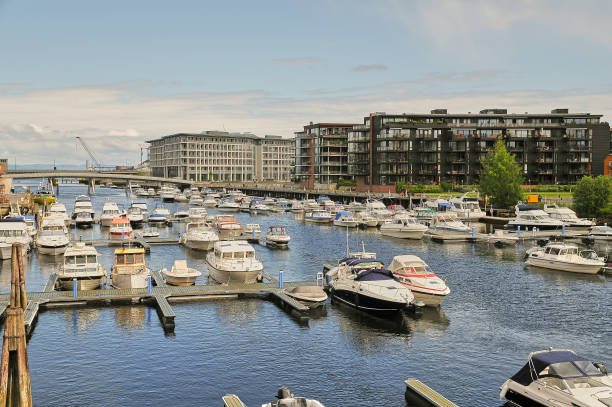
[147,132,293,182]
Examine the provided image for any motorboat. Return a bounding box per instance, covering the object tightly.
[0,219,32,256]
[173,207,190,220]
[110,247,151,289]
[413,207,436,223]
[500,349,612,407]
[109,216,133,240]
[57,243,106,290]
[206,240,263,284]
[189,194,204,206]
[74,211,94,228]
[146,188,156,197]
[525,243,604,274]
[239,201,251,212]
[126,206,145,227]
[23,216,37,238]
[304,209,333,224]
[261,196,275,206]
[449,192,484,220]
[203,197,218,208]
[188,207,207,223]
[333,212,359,228]
[265,225,290,248]
[544,204,594,227]
[161,260,202,286]
[506,203,564,231]
[36,217,69,255]
[380,217,428,239]
[249,200,271,215]
[480,229,519,246]
[174,192,188,202]
[260,387,326,407]
[33,180,56,206]
[302,199,320,210]
[160,186,176,202]
[428,213,471,234]
[216,215,242,240]
[47,202,70,226]
[317,196,336,211]
[135,187,148,197]
[347,201,365,213]
[365,198,393,225]
[289,200,304,213]
[217,198,240,212]
[283,286,328,308]
[100,202,122,227]
[589,225,612,241]
[241,223,261,242]
[388,255,450,307]
[72,195,95,219]
[179,222,219,251]
[356,212,378,228]
[140,227,159,238]
[131,202,149,219]
[149,204,170,223]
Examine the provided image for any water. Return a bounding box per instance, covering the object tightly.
[5,182,612,406]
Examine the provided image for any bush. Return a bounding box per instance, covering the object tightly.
[574,176,612,218]
[395,181,408,194]
[336,178,356,188]
[440,181,453,192]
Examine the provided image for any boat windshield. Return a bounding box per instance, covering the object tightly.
[115,253,144,265]
[66,255,97,265]
[539,361,608,390]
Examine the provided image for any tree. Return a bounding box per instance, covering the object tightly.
[479,140,523,208]
[395,181,408,194]
[573,175,612,218]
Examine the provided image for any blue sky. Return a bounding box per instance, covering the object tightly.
[1,0,612,165]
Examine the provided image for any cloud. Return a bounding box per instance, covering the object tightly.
[352,65,388,72]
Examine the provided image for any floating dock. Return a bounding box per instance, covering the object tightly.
[404,378,458,407]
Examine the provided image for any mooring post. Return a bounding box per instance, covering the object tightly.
[517,225,521,237]
[471,227,476,237]
[279,270,283,288]
[73,278,77,297]
[532,227,536,237]
[147,277,152,294]
[562,224,565,236]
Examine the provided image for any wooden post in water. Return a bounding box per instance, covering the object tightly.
[0,244,33,407]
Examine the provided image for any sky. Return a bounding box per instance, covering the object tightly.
[1,0,612,166]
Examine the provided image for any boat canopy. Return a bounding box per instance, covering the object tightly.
[510,350,602,386]
[437,203,452,207]
[317,196,330,202]
[388,255,428,271]
[355,268,397,281]
[517,205,541,211]
[334,211,353,220]
[340,257,384,267]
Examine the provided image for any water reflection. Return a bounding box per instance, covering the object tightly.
[210,297,263,323]
[64,308,101,334]
[114,306,146,331]
[524,264,607,286]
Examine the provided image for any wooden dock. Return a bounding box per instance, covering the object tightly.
[404,378,458,407]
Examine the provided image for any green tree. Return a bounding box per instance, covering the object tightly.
[573,175,612,218]
[395,181,408,194]
[479,140,523,208]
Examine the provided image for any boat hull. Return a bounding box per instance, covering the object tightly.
[333,221,359,228]
[218,229,242,240]
[58,276,105,291]
[411,290,447,307]
[37,244,68,256]
[182,239,215,251]
[0,244,12,260]
[162,272,199,286]
[109,231,133,240]
[111,271,150,289]
[206,264,262,284]
[265,238,289,248]
[330,286,407,314]
[217,207,240,212]
[380,229,426,239]
[526,257,602,274]
[305,218,331,224]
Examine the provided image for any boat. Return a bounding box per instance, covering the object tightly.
[588,225,612,241]
[413,206,436,223]
[149,204,170,223]
[173,207,190,220]
[160,186,176,202]
[241,223,261,242]
[261,387,326,407]
[0,242,11,260]
[189,194,204,206]
[36,217,70,255]
[0,219,33,256]
[135,187,148,197]
[72,195,95,219]
[100,202,122,227]
[23,216,37,238]
[57,243,106,290]
[249,200,271,215]
[140,227,159,238]
[47,202,70,226]
[74,211,94,228]
[449,192,484,220]
[289,200,304,213]
[480,229,519,246]
[217,198,240,212]
[356,212,378,228]
[161,260,202,286]
[304,209,333,224]
[33,180,56,206]
[131,202,149,219]
[302,199,320,210]
[174,192,188,202]
[500,348,612,407]
[428,213,471,234]
[109,216,133,240]
[365,198,393,225]
[265,225,290,248]
[126,206,145,227]
[179,222,219,251]
[187,207,207,223]
[206,240,263,284]
[110,247,151,289]
[333,212,359,228]
[283,286,327,308]
[388,255,450,307]
[203,197,218,208]
[347,201,365,213]
[506,203,564,231]
[146,188,156,197]
[380,217,428,239]
[544,204,594,227]
[216,215,242,240]
[525,243,604,274]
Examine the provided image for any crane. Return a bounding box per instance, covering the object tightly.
[75,136,101,170]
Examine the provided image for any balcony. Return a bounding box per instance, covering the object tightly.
[535,146,554,152]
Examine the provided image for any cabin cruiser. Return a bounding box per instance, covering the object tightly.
[140,227,159,238]
[57,243,106,290]
[179,222,219,251]
[131,202,149,219]
[380,217,428,239]
[109,216,133,240]
[174,192,188,202]
[317,196,336,210]
[74,211,94,228]
[507,204,564,230]
[135,187,148,197]
[289,200,304,213]
[365,198,393,225]
[544,204,595,228]
[304,209,333,224]
[589,225,612,241]
[173,207,190,220]
[216,215,242,240]
[413,207,436,223]
[72,195,95,219]
[160,186,176,202]
[126,206,145,227]
[355,212,378,228]
[110,247,151,289]
[146,188,156,197]
[249,200,271,215]
[36,217,69,255]
[0,219,32,256]
[203,197,218,208]
[149,204,170,223]
[500,349,612,407]
[187,207,207,223]
[47,202,70,226]
[525,243,604,274]
[161,260,202,286]
[388,255,450,306]
[449,192,484,220]
[302,199,320,210]
[217,198,240,212]
[481,230,519,246]
[333,212,359,228]
[260,387,326,407]
[241,223,261,242]
[100,202,122,227]
[428,213,471,234]
[347,201,365,213]
[265,225,290,248]
[206,240,263,284]
[189,194,204,206]
[23,216,37,239]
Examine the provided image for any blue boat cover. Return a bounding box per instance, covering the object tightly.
[334,211,352,220]
[438,203,452,207]
[355,268,397,281]
[517,205,541,211]
[340,257,384,266]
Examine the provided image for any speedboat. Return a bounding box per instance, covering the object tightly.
[126,206,145,227]
[174,192,188,202]
[74,211,94,228]
[302,199,320,210]
[57,242,106,290]
[206,240,263,284]
[241,223,261,242]
[131,202,149,219]
[507,203,564,230]
[500,348,611,407]
[333,212,359,228]
[289,200,305,213]
[388,255,450,306]
[179,222,219,251]
[109,216,133,240]
[428,213,471,233]
[261,387,326,407]
[161,260,202,286]
[149,204,170,223]
[525,243,604,274]
[249,201,271,215]
[72,195,95,219]
[110,247,151,289]
[217,198,240,212]
[203,197,218,208]
[187,207,207,223]
[449,192,484,220]
[160,186,176,202]
[283,286,328,308]
[544,204,594,227]
[481,229,519,246]
[265,225,290,248]
[47,202,70,226]
[173,207,190,220]
[36,217,70,255]
[304,209,333,224]
[216,215,242,240]
[589,225,612,241]
[189,194,204,206]
[0,219,32,256]
[380,217,428,239]
[100,202,122,227]
[356,212,378,228]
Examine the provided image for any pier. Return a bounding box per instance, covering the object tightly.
[404,378,459,407]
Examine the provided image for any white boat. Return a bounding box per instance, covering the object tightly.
[47,203,71,226]
[100,202,122,227]
[589,225,612,241]
[544,204,595,227]
[109,216,133,240]
[217,198,240,212]
[261,388,326,407]
[380,217,428,239]
[249,202,271,214]
[174,192,188,202]
[188,207,207,223]
[72,195,95,219]
[161,260,202,286]
[203,197,218,208]
[110,247,151,289]
[174,207,190,220]
[146,188,156,197]
[36,217,70,255]
[289,200,304,213]
[160,186,176,202]
[0,242,11,260]
[135,187,148,197]
[179,222,219,251]
[333,212,359,228]
[507,203,564,230]
[365,198,393,225]
[265,225,290,248]
[140,227,159,238]
[283,286,328,308]
[23,216,37,238]
[206,240,263,284]
[302,199,320,210]
[126,206,145,227]
[304,209,333,224]
[388,255,450,307]
[241,223,261,242]
[500,349,612,407]
[355,212,378,228]
[216,215,242,240]
[189,194,204,206]
[481,230,519,246]
[149,204,170,223]
[131,202,149,219]
[347,201,365,213]
[57,243,106,290]
[525,243,604,274]
[0,219,32,256]
[428,213,471,234]
[74,211,94,228]
[449,192,484,220]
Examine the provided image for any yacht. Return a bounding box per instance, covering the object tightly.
[174,192,188,202]
[57,243,106,290]
[428,213,471,233]
[249,200,271,215]
[241,223,261,242]
[217,198,240,212]
[146,188,156,197]
[365,198,393,225]
[302,199,320,210]
[23,216,37,239]
[525,243,604,274]
[507,204,564,230]
[135,187,148,197]
[36,217,70,255]
[203,197,218,208]
[356,212,378,228]
[74,211,94,228]
[161,260,202,286]
[189,194,204,206]
[100,202,122,227]
[380,217,428,239]
[131,202,149,219]
[126,206,145,227]
[589,225,612,241]
[333,212,359,228]
[173,207,190,220]
[289,200,304,213]
[216,215,242,240]
[347,201,365,213]
[304,209,333,224]
[0,219,32,256]
[160,186,176,202]
[109,216,133,240]
[179,222,219,251]
[544,204,595,227]
[500,349,612,407]
[47,202,70,226]
[388,255,450,306]
[188,207,207,223]
[149,204,170,223]
[110,247,151,289]
[449,192,484,220]
[72,195,95,219]
[206,240,263,284]
[265,225,290,248]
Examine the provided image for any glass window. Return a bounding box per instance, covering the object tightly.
[76,256,86,265]
[86,255,97,264]
[116,255,125,265]
[546,362,583,378]
[66,256,76,265]
[223,252,232,259]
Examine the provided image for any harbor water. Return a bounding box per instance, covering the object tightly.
[4,183,612,406]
